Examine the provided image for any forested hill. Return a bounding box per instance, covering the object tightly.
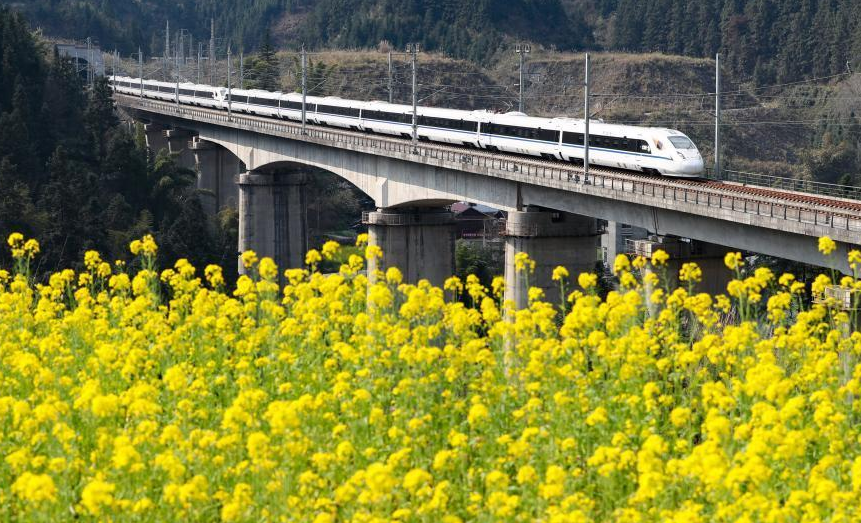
[5,0,861,82]
[0,8,237,275]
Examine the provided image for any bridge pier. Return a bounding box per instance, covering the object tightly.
[192,138,242,215]
[143,123,169,156]
[166,129,197,170]
[628,236,733,296]
[603,221,649,268]
[504,209,603,310]
[364,208,456,287]
[237,170,308,275]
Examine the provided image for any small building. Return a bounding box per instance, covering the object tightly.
[450,202,504,243]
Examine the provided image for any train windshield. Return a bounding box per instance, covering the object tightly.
[668,136,696,150]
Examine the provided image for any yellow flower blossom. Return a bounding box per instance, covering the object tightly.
[818,236,836,255]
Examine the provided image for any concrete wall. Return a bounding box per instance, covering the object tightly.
[237,170,308,274]
[193,139,242,215]
[504,210,602,309]
[366,209,456,287]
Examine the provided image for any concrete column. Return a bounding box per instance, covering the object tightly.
[504,209,602,309]
[166,129,197,170]
[191,138,242,215]
[143,123,169,156]
[217,150,242,211]
[628,236,733,296]
[602,221,650,268]
[365,208,456,287]
[237,170,308,275]
[191,139,219,216]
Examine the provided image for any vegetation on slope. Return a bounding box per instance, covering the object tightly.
[8,0,861,84]
[0,8,236,275]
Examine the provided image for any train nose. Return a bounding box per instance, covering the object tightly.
[688,156,704,174]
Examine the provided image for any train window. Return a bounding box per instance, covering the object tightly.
[256,97,279,107]
[668,136,695,150]
[537,129,558,142]
[562,132,584,145]
[638,141,651,154]
[379,111,410,123]
[282,101,302,110]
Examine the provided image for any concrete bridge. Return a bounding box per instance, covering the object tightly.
[116,94,860,306]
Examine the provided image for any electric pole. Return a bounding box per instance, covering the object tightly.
[301,46,307,134]
[515,43,530,113]
[164,21,170,82]
[138,48,143,98]
[240,51,244,89]
[407,42,419,151]
[715,53,722,178]
[179,30,184,81]
[175,30,180,106]
[209,18,215,85]
[584,52,590,177]
[387,50,393,104]
[198,42,202,84]
[227,46,232,118]
[86,37,93,88]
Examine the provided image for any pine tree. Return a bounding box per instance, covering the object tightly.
[247,29,281,91]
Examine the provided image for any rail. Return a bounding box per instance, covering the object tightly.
[706,168,861,201]
[116,95,861,240]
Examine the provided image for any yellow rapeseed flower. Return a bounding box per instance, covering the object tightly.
[651,249,669,266]
[818,236,836,255]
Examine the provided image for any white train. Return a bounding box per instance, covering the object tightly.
[110,76,704,177]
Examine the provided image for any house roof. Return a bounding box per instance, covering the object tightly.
[451,202,501,216]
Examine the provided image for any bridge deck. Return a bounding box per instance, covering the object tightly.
[115,94,861,249]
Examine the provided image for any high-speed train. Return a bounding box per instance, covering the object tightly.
[110,76,704,177]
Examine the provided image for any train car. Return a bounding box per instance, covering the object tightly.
[358,101,414,137]
[277,93,305,121]
[478,112,562,159]
[312,97,362,130]
[193,85,223,109]
[232,89,281,117]
[417,106,481,146]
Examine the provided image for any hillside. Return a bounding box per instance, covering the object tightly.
[230,49,849,184]
[7,0,861,84]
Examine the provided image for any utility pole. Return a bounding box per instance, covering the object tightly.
[179,30,184,81]
[240,51,244,89]
[227,46,233,118]
[407,42,419,151]
[515,43,530,113]
[301,46,307,134]
[175,31,180,106]
[209,18,215,85]
[164,21,170,82]
[86,37,93,88]
[197,42,202,84]
[387,50,393,104]
[715,53,722,178]
[138,48,143,98]
[584,52,590,177]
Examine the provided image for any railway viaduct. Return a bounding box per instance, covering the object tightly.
[116,94,861,307]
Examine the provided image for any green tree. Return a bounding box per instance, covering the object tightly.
[246,29,281,91]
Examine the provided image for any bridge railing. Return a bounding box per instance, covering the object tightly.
[119,96,861,239]
[706,168,861,201]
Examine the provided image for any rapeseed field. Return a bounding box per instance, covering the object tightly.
[1,231,860,522]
